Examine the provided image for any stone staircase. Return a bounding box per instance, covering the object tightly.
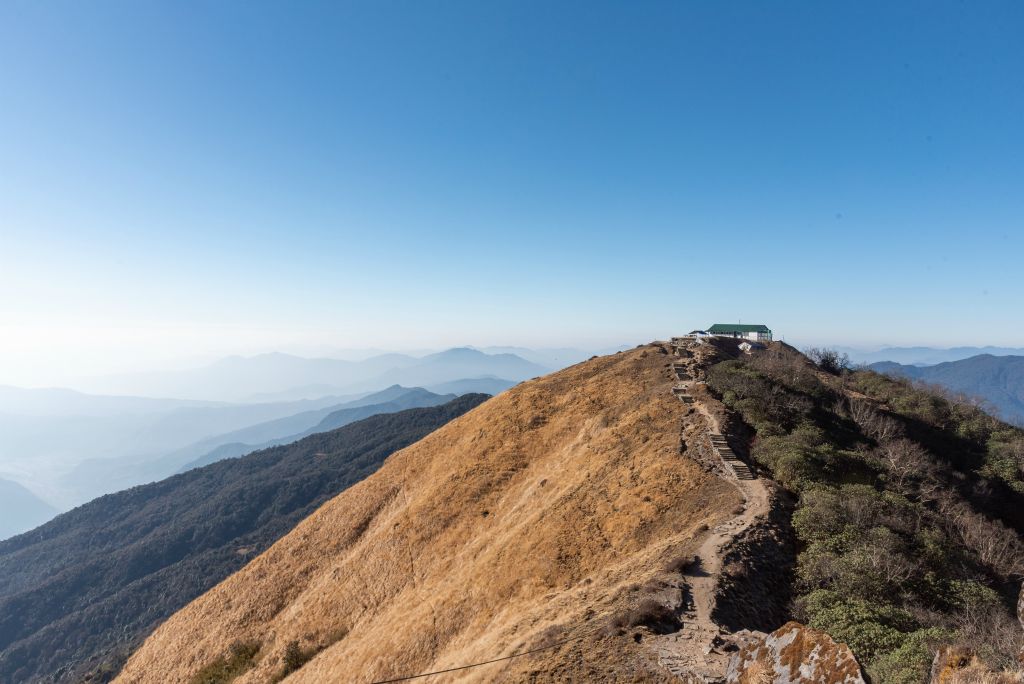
[669,339,756,483]
[708,434,756,481]
[671,362,691,380]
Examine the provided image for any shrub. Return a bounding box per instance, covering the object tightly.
[189,640,261,684]
[867,628,951,684]
[798,590,917,659]
[710,356,1024,678]
[281,640,313,676]
[805,347,851,375]
[665,555,700,574]
[625,599,680,633]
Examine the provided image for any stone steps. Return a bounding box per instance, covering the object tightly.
[707,433,756,480]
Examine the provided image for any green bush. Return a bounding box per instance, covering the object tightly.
[798,591,916,659]
[189,640,261,684]
[707,355,1024,678]
[867,628,951,684]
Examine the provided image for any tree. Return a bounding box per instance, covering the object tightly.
[805,347,851,375]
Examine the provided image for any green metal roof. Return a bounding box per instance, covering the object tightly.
[707,323,771,333]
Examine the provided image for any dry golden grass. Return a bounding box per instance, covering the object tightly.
[116,345,740,683]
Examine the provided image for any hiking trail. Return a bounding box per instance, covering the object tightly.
[651,338,771,683]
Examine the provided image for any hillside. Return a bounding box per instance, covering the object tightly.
[115,341,1024,684]
[0,395,487,684]
[116,345,742,683]
[706,344,1024,682]
[0,479,57,541]
[870,354,1024,425]
[425,377,517,397]
[0,386,222,417]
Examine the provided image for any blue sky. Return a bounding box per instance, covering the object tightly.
[1,1,1022,384]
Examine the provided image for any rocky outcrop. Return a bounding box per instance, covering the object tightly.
[929,646,1023,684]
[726,622,865,684]
[925,582,1024,683]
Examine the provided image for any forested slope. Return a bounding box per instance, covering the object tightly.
[707,345,1024,682]
[0,395,488,683]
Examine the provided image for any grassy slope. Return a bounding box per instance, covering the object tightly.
[115,345,740,684]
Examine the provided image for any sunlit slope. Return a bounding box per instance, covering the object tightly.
[117,345,739,683]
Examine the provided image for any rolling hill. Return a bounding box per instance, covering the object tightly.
[0,393,358,509]
[869,354,1024,425]
[425,377,517,397]
[0,395,488,684]
[0,386,222,417]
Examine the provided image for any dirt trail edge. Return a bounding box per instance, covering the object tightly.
[652,338,772,683]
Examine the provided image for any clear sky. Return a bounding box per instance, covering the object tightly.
[1,1,1022,386]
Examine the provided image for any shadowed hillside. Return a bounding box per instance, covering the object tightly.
[116,345,740,683]
[0,395,487,684]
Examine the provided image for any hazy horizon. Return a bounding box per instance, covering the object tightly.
[4,337,1024,391]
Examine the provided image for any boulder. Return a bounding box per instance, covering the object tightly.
[929,645,1023,684]
[726,621,865,684]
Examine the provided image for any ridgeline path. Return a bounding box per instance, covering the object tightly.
[652,339,771,683]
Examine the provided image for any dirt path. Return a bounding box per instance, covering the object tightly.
[651,341,772,682]
[688,402,769,632]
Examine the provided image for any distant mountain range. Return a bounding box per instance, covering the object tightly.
[869,354,1024,425]
[176,386,455,472]
[74,347,548,401]
[0,480,57,541]
[0,393,355,509]
[0,347,544,512]
[0,395,489,684]
[58,386,455,506]
[843,345,1024,366]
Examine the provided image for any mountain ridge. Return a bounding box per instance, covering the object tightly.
[115,344,740,683]
[115,341,1024,683]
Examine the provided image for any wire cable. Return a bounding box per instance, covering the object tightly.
[367,631,589,683]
